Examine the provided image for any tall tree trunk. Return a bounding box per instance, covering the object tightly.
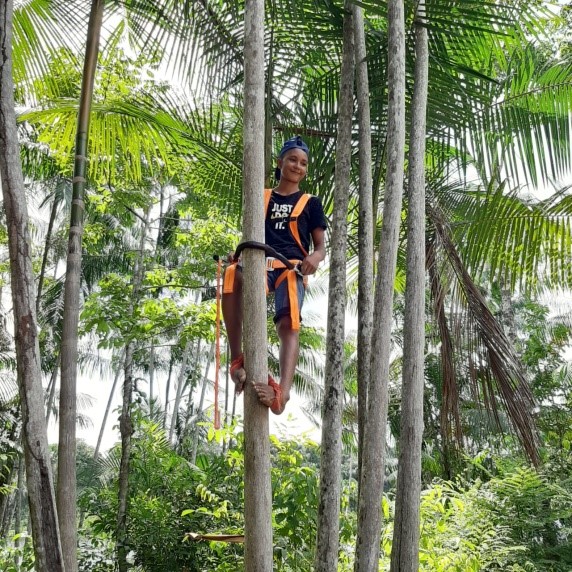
[353,2,374,485]
[0,461,17,538]
[148,345,155,416]
[243,0,272,569]
[36,195,59,313]
[190,343,215,463]
[162,353,175,429]
[14,456,24,569]
[45,355,60,424]
[93,350,125,461]
[354,1,406,570]
[390,2,428,570]
[0,2,64,569]
[168,340,193,443]
[116,212,149,572]
[57,2,105,570]
[314,4,354,571]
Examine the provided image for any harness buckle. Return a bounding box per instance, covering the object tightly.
[266,257,276,271]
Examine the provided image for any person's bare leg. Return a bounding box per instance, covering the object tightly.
[221,269,246,392]
[253,316,298,414]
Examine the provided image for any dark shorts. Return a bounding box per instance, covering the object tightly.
[267,269,305,325]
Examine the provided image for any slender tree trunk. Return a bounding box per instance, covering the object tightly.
[0,3,64,569]
[36,195,59,313]
[0,460,17,538]
[190,343,214,463]
[148,345,155,416]
[168,340,193,443]
[14,456,24,569]
[390,2,428,570]
[243,0,272,569]
[355,1,406,570]
[57,2,105,570]
[116,212,149,572]
[184,340,202,415]
[163,353,175,429]
[93,351,125,461]
[353,2,374,485]
[45,356,60,424]
[315,5,354,571]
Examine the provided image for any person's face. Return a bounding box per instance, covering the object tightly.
[278,148,308,184]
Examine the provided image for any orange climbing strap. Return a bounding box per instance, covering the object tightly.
[274,266,304,331]
[267,375,283,414]
[288,192,311,258]
[214,257,222,429]
[223,262,238,294]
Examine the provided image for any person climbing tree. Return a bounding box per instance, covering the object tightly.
[222,135,327,414]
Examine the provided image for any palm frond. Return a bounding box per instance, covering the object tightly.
[429,203,540,465]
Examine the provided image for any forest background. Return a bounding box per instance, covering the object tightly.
[1,0,572,571]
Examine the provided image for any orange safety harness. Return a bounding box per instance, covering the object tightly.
[223,189,312,331]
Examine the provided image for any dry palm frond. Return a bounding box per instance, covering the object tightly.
[429,203,540,465]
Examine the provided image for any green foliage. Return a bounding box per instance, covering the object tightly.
[0,534,35,572]
[83,418,244,572]
[81,417,354,571]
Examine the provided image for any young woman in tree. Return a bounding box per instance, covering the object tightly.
[222,136,327,414]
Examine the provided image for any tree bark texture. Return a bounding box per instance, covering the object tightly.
[242,0,273,570]
[314,4,354,572]
[354,1,406,570]
[57,1,104,570]
[353,3,374,486]
[0,2,64,569]
[390,2,428,570]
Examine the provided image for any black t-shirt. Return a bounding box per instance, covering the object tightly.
[265,190,327,260]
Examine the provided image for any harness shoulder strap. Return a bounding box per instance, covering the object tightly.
[289,193,311,258]
[264,189,272,217]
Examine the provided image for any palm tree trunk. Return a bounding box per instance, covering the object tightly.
[117,211,149,572]
[57,2,105,570]
[355,1,406,570]
[0,3,64,569]
[242,0,272,569]
[315,4,354,571]
[390,2,428,570]
[353,2,374,485]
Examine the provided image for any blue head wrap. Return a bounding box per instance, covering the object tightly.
[275,136,309,180]
[279,135,310,158]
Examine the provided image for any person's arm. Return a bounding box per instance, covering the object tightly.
[300,227,326,275]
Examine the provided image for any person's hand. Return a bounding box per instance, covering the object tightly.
[300,252,321,275]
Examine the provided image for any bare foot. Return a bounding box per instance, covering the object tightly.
[252,381,277,407]
[252,377,289,415]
